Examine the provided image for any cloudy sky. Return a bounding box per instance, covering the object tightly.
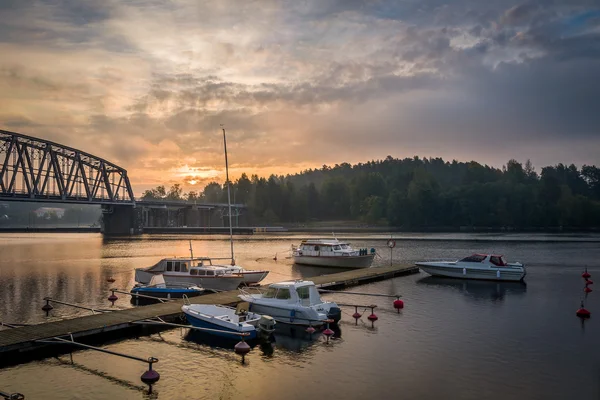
[1,0,599,193]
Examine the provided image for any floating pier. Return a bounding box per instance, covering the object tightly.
[0,264,418,363]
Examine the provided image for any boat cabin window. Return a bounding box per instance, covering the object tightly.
[297,286,310,300]
[166,261,173,271]
[333,245,341,251]
[190,269,198,276]
[490,256,505,266]
[314,245,319,251]
[174,262,181,272]
[460,254,486,263]
[340,244,348,249]
[205,270,214,276]
[263,288,277,298]
[275,288,291,300]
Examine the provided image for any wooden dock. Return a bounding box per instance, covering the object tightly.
[0,264,418,360]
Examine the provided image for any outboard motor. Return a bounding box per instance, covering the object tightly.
[327,307,342,323]
[258,315,276,335]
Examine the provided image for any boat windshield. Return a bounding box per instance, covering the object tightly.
[460,254,486,262]
[263,288,277,298]
[340,244,348,249]
[297,286,310,300]
[333,245,341,251]
[275,288,291,299]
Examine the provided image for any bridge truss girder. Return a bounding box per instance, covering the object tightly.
[0,130,135,205]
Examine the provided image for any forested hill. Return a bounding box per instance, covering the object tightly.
[142,156,600,229]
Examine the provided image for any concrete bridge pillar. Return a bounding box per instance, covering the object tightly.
[101,205,141,235]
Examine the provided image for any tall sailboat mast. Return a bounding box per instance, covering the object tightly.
[222,126,235,265]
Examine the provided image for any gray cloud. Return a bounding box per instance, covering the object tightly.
[1,0,599,192]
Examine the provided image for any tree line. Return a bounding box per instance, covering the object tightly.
[141,156,600,229]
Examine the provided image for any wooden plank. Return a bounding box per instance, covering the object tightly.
[0,264,417,351]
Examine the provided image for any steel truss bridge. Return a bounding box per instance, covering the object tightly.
[0,130,134,204]
[0,130,247,234]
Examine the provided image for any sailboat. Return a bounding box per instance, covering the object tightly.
[134,127,269,288]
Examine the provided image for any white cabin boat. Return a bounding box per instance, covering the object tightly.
[292,239,375,268]
[135,257,246,292]
[239,280,341,326]
[416,254,526,282]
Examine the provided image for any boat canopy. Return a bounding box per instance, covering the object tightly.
[263,280,323,305]
[459,254,507,266]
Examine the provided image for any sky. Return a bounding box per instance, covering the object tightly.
[1,0,599,194]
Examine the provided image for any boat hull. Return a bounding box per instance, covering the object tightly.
[416,263,526,282]
[135,269,244,291]
[184,312,257,339]
[240,270,269,285]
[246,303,325,326]
[293,254,375,268]
[130,287,203,299]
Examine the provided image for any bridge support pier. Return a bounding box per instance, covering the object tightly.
[101,205,141,235]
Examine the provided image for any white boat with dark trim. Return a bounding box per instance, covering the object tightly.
[182,303,276,339]
[135,258,245,291]
[292,239,375,268]
[238,280,341,326]
[416,254,526,282]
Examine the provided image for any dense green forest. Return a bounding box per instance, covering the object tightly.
[142,157,600,229]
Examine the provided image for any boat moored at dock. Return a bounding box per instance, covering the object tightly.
[135,258,245,292]
[292,239,375,268]
[131,274,205,299]
[181,303,275,339]
[239,280,341,326]
[416,254,526,282]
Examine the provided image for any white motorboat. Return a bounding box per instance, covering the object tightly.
[292,239,375,268]
[416,253,526,282]
[135,258,245,292]
[182,303,275,340]
[239,280,341,326]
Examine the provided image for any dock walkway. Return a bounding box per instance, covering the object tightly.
[0,264,418,355]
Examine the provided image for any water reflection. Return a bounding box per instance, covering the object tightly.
[271,324,323,352]
[291,263,353,279]
[183,329,261,349]
[417,276,527,301]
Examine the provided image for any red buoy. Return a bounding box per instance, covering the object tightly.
[586,279,594,285]
[108,294,118,303]
[305,326,316,334]
[106,277,116,283]
[352,312,361,319]
[141,357,160,385]
[393,299,404,312]
[582,268,591,279]
[141,369,160,385]
[234,340,251,356]
[323,327,334,337]
[367,313,378,322]
[576,301,591,318]
[584,287,593,293]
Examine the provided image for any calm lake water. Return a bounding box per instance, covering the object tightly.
[0,232,599,399]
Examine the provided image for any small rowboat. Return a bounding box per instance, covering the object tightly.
[182,302,275,339]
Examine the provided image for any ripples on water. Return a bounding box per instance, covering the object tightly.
[0,233,599,399]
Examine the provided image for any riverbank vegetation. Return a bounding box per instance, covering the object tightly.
[141,157,600,229]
